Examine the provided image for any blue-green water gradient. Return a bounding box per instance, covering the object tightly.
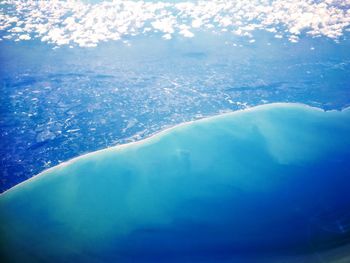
[1,103,350,262]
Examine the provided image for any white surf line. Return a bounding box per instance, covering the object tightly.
[0,102,346,196]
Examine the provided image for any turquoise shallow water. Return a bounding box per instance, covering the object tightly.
[1,103,350,262]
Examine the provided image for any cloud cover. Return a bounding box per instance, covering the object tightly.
[0,0,350,47]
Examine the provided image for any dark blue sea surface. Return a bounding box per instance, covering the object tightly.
[1,103,350,262]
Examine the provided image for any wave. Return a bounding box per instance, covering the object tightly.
[1,103,350,262]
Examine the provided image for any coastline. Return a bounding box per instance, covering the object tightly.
[0,102,344,196]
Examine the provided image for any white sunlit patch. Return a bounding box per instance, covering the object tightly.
[0,0,350,47]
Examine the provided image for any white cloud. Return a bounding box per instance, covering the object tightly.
[18,34,31,40]
[162,33,172,40]
[179,29,194,38]
[0,0,349,47]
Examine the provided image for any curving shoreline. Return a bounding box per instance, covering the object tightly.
[1,101,350,262]
[1,102,331,196]
[1,102,348,196]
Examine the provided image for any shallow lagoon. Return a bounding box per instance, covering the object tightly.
[1,103,350,262]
